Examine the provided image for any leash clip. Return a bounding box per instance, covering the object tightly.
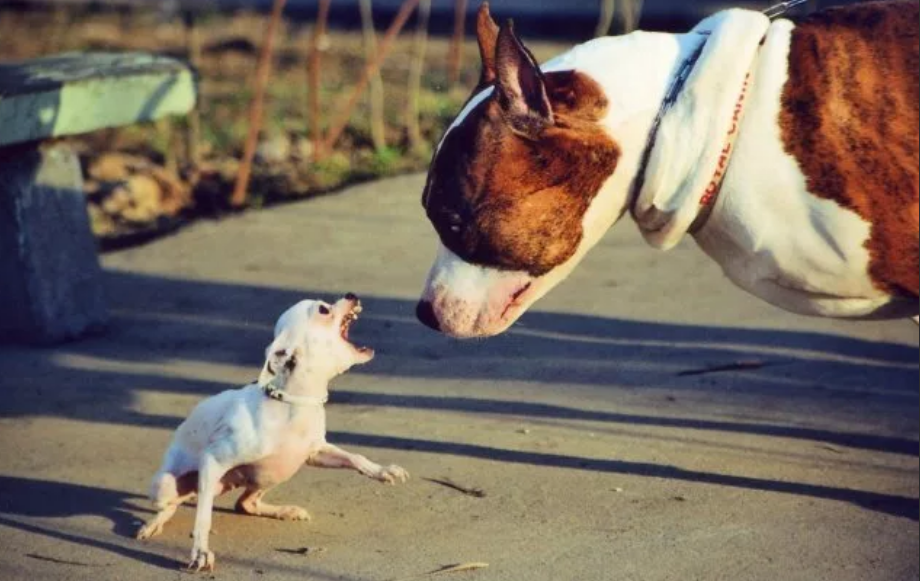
[763,0,810,20]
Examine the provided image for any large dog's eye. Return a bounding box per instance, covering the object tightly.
[318,305,331,315]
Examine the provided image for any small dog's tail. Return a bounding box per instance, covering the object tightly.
[149,471,178,509]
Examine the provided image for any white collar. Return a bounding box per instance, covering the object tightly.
[630,9,770,250]
[260,380,328,407]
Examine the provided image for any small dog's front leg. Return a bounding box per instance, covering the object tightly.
[188,454,224,572]
[308,443,409,484]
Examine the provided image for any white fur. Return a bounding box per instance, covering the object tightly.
[136,297,408,572]
[420,9,918,338]
[693,20,913,318]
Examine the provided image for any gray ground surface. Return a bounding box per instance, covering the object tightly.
[1,173,917,581]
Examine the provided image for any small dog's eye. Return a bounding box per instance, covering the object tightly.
[318,305,330,315]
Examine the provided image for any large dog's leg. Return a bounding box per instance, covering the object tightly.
[235,487,311,521]
[308,443,409,484]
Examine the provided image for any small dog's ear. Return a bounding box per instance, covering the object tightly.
[259,341,298,384]
[284,351,297,372]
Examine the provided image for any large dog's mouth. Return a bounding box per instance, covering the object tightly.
[417,245,542,338]
[501,282,533,319]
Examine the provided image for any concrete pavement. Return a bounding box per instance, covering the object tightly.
[0,173,917,581]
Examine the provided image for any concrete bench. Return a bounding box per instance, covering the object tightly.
[0,52,197,344]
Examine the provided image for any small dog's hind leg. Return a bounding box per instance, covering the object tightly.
[308,443,409,484]
[235,487,311,521]
[137,472,197,540]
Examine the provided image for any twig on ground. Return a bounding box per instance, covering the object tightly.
[423,476,486,498]
[26,553,110,567]
[425,563,490,576]
[819,444,846,454]
[276,546,328,557]
[677,360,773,377]
[394,562,490,580]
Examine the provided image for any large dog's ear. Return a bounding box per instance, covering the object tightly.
[476,2,500,85]
[494,20,554,139]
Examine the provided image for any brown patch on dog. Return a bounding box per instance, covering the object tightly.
[780,1,919,297]
[422,70,619,276]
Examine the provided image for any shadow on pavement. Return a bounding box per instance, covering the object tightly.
[0,270,917,522]
[0,476,366,578]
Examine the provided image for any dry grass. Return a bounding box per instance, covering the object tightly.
[0,6,566,243]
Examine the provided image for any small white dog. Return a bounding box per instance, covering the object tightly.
[136,294,409,572]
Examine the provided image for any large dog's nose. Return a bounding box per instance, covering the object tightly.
[415,300,440,331]
[345,292,358,302]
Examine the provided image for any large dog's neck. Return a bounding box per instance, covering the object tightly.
[539,31,696,255]
[545,10,769,254]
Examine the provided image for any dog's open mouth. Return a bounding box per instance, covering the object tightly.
[340,303,371,353]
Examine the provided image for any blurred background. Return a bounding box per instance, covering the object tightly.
[0,0,854,248]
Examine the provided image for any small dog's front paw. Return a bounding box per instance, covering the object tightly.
[276,505,312,521]
[186,547,215,572]
[376,464,410,484]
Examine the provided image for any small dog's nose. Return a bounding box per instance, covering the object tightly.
[345,292,358,302]
[415,300,440,331]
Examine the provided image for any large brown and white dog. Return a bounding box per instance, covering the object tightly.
[417,1,919,338]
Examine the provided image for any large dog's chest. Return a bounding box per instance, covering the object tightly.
[695,3,919,318]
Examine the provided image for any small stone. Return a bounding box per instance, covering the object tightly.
[256,133,292,165]
[293,137,315,161]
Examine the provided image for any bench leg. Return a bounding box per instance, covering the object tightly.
[0,143,108,344]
